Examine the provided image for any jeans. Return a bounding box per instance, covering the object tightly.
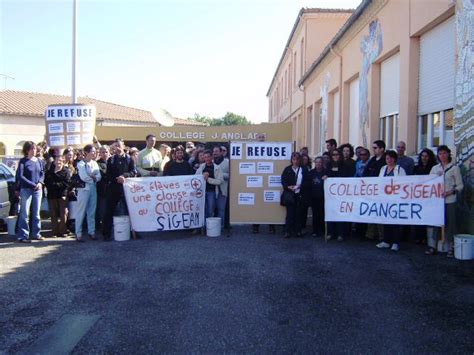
[205,191,217,220]
[216,194,227,228]
[75,186,97,237]
[49,197,68,237]
[18,188,42,240]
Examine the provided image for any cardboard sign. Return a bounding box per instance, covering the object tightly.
[324,175,445,226]
[123,175,206,232]
[45,104,96,149]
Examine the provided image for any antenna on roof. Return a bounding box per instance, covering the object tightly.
[0,74,15,90]
[151,108,175,127]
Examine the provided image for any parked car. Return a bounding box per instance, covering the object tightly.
[0,164,12,224]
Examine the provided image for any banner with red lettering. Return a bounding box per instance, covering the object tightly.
[123,175,206,232]
[324,175,445,226]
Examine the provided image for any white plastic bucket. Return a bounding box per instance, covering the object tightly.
[113,216,131,241]
[454,234,474,260]
[7,216,16,235]
[206,217,221,237]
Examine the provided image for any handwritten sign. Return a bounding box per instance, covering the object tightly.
[123,175,205,232]
[324,175,445,226]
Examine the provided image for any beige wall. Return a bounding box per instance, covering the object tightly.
[295,0,455,155]
[0,115,46,156]
[267,11,352,127]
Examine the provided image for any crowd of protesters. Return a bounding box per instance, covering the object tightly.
[280,138,463,257]
[13,135,230,243]
[12,135,464,257]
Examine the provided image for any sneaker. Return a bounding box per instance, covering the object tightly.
[17,238,31,243]
[337,236,344,242]
[391,243,400,252]
[376,241,390,249]
[326,234,332,241]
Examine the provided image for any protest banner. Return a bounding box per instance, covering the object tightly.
[324,175,445,226]
[123,175,205,232]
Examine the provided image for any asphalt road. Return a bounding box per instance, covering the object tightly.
[0,223,473,353]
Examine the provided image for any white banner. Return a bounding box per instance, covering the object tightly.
[123,175,206,232]
[324,175,445,226]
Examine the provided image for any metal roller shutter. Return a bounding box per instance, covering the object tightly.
[418,16,455,115]
[380,52,400,117]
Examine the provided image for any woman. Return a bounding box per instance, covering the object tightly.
[414,148,437,175]
[308,157,327,238]
[412,148,437,244]
[427,145,463,257]
[75,144,101,242]
[15,141,45,243]
[376,150,406,252]
[300,154,312,231]
[341,143,356,177]
[281,152,305,238]
[45,156,71,238]
[326,148,352,241]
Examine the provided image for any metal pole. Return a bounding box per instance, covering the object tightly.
[72,0,77,104]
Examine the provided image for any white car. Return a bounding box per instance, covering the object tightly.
[0,168,11,223]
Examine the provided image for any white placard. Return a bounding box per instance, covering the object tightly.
[45,105,96,121]
[238,193,255,205]
[263,190,280,203]
[246,176,263,188]
[268,175,281,187]
[66,122,81,133]
[239,162,256,174]
[123,176,206,232]
[245,143,292,160]
[67,135,81,145]
[48,123,64,134]
[49,135,65,147]
[324,175,445,226]
[230,143,243,159]
[82,121,94,132]
[82,134,93,144]
[257,162,274,174]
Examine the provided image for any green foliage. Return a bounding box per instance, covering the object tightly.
[189,112,252,126]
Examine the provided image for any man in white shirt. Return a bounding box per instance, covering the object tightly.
[137,134,162,176]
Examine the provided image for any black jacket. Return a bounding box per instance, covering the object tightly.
[281,165,310,195]
[363,155,386,177]
[45,166,71,199]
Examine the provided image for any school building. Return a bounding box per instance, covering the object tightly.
[267,0,472,163]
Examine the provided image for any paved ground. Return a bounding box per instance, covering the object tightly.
[0,223,473,353]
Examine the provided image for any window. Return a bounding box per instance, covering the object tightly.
[417,109,454,150]
[284,70,288,99]
[288,64,292,96]
[293,52,297,87]
[300,38,304,78]
[379,114,398,149]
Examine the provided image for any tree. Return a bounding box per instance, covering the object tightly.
[189,112,252,126]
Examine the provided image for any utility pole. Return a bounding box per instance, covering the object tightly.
[72,0,77,103]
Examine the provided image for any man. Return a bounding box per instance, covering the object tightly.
[363,140,386,177]
[102,139,137,241]
[164,145,193,176]
[220,145,228,159]
[195,150,224,234]
[362,140,386,240]
[136,134,162,177]
[396,141,414,175]
[159,144,171,172]
[95,145,110,232]
[300,146,309,156]
[212,146,229,230]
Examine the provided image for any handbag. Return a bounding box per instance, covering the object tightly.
[280,190,295,206]
[71,173,86,189]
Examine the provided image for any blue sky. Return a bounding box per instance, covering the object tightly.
[1,0,361,123]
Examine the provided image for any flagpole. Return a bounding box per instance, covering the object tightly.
[72,0,77,104]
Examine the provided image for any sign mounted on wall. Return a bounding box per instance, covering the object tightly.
[45,104,96,149]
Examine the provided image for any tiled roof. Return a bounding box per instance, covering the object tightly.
[0,90,206,126]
